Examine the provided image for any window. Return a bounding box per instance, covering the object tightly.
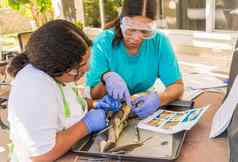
[160,0,206,31]
[83,0,238,33]
[215,0,238,31]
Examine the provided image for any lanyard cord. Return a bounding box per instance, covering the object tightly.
[57,83,87,118]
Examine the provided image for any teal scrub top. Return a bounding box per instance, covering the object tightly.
[86,29,182,95]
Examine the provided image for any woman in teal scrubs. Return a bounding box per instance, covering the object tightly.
[86,0,184,118]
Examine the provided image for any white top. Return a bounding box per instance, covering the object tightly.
[8,64,87,162]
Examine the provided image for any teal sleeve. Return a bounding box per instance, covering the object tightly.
[86,36,110,87]
[158,34,182,86]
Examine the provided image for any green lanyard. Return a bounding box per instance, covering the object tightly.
[57,84,87,118]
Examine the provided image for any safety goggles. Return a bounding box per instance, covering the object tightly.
[67,61,87,78]
[120,17,157,39]
[67,67,85,77]
[68,69,79,76]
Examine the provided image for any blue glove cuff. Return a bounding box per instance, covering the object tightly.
[82,117,92,134]
[100,70,110,85]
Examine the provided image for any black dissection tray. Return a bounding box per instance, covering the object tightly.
[72,105,193,162]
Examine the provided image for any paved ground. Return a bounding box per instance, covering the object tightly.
[0,47,233,162]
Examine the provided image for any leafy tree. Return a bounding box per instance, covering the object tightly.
[84,0,123,27]
[104,0,123,23]
[5,0,54,27]
[0,0,9,8]
[83,0,100,27]
[1,0,123,28]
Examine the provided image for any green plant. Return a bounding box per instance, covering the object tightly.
[84,0,123,27]
[6,0,54,27]
[74,20,83,30]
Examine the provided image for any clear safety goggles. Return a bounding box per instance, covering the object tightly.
[67,62,87,78]
[68,68,85,77]
[120,17,158,39]
[68,69,79,76]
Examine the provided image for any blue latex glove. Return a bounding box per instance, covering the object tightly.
[95,95,122,112]
[82,109,107,134]
[132,92,160,118]
[103,72,132,107]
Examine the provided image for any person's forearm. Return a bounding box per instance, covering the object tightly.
[31,121,88,162]
[85,98,97,109]
[159,80,184,106]
[90,82,106,99]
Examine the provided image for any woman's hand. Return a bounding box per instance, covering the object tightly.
[95,95,122,112]
[82,109,107,133]
[102,72,132,107]
[132,92,160,118]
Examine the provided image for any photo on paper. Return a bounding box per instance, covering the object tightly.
[175,111,186,116]
[162,120,180,129]
[182,109,203,122]
[170,112,186,121]
[137,106,209,134]
[146,119,164,127]
[155,111,174,120]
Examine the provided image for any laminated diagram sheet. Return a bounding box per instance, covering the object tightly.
[138,106,208,134]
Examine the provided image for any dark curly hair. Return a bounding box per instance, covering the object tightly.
[7,19,92,78]
[104,0,157,46]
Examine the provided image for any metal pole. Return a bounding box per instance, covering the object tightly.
[206,0,215,32]
[99,0,105,29]
[75,0,85,27]
[159,0,163,19]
